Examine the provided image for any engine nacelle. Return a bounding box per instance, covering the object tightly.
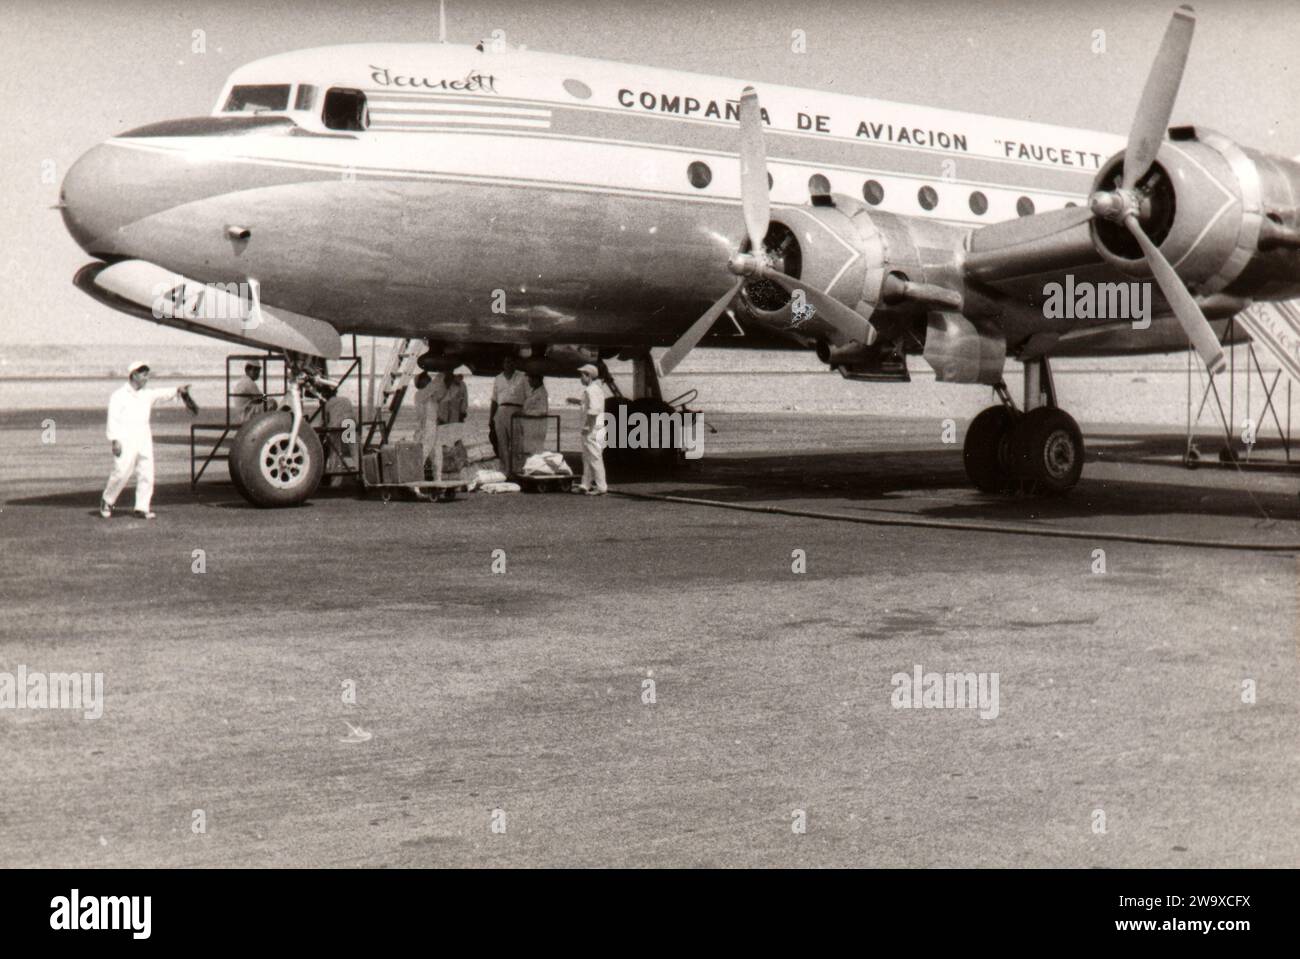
[1093,128,1300,301]
[737,195,967,349]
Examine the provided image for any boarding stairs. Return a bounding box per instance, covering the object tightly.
[1185,300,1300,465]
[362,337,426,449]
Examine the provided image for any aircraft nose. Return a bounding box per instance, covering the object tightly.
[61,142,141,257]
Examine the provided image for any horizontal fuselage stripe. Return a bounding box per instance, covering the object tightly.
[370,114,553,127]
[368,100,553,117]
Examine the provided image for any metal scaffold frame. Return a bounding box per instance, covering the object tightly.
[1185,315,1294,468]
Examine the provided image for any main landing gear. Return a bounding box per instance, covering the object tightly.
[602,354,688,475]
[963,357,1085,495]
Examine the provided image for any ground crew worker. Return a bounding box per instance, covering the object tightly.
[435,367,470,478]
[230,362,268,424]
[100,360,189,519]
[576,363,608,496]
[320,382,356,478]
[412,371,445,474]
[490,355,526,473]
[520,372,549,457]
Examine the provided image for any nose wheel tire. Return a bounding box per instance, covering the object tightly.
[963,406,1017,494]
[1007,407,1085,494]
[229,410,324,508]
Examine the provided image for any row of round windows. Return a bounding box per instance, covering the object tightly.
[685,160,1071,218]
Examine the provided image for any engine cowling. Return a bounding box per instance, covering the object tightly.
[1093,128,1300,301]
[736,195,967,349]
[736,199,883,344]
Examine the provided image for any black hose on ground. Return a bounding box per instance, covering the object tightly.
[610,490,1300,554]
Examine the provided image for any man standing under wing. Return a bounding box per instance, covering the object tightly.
[576,363,608,496]
[100,360,190,519]
[490,355,526,474]
[411,371,445,475]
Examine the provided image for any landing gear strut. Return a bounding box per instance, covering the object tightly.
[962,357,1085,494]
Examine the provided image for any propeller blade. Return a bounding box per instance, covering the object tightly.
[1124,215,1225,375]
[761,270,874,345]
[738,86,771,254]
[655,278,744,378]
[1123,5,1196,191]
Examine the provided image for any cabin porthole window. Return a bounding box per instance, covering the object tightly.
[1016,196,1036,217]
[862,180,885,205]
[968,191,988,215]
[687,161,712,189]
[808,173,831,196]
[563,78,592,100]
[917,185,938,210]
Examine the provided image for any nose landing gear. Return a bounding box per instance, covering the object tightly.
[962,357,1085,495]
[228,358,328,507]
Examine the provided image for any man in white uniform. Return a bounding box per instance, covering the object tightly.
[577,363,608,496]
[490,355,526,474]
[519,373,550,457]
[411,371,446,474]
[230,362,268,424]
[100,360,189,519]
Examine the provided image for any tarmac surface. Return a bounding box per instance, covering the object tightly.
[1,405,1297,867]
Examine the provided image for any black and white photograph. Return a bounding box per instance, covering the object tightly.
[0,0,1295,931]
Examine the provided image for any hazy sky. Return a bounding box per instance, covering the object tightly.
[2,0,1297,346]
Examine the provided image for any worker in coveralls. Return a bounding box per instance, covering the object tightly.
[576,363,608,496]
[100,360,190,519]
[412,371,444,474]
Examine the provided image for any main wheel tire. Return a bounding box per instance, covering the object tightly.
[229,410,324,508]
[1009,407,1084,494]
[963,406,1016,493]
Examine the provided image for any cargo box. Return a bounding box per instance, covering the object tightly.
[361,451,381,486]
[380,442,425,484]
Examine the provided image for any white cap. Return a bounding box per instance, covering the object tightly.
[127,359,151,375]
[454,365,471,376]
[577,363,599,376]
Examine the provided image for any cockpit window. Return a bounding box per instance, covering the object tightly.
[223,84,292,113]
[294,84,318,111]
[323,88,369,132]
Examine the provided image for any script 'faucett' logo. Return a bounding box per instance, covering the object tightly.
[369,66,497,93]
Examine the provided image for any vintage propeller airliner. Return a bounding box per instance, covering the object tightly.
[60,6,1300,507]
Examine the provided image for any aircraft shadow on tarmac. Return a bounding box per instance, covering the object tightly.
[614,432,1300,525]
